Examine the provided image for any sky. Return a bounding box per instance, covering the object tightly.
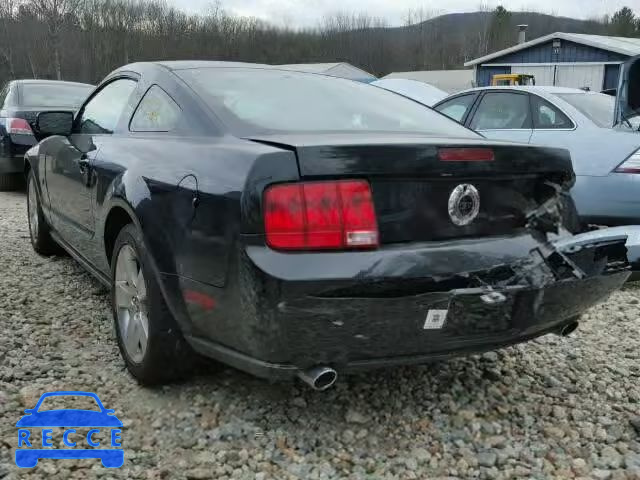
[168,0,639,27]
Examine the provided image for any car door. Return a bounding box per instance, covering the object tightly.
[614,54,640,129]
[467,91,533,143]
[47,78,137,253]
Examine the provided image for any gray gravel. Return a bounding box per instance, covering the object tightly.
[1,190,640,479]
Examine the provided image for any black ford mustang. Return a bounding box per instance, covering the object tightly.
[25,61,631,390]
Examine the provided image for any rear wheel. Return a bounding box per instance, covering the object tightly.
[0,173,24,191]
[111,224,195,385]
[27,171,60,255]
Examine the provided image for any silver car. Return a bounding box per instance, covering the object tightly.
[433,64,640,227]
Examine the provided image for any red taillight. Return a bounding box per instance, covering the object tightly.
[264,180,379,251]
[438,148,494,162]
[7,118,33,135]
[614,150,640,173]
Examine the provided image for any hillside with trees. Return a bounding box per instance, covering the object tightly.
[0,1,638,86]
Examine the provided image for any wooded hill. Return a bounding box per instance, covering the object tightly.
[0,1,637,86]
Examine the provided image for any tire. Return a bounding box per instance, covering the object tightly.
[110,223,195,385]
[27,171,60,256]
[0,173,25,191]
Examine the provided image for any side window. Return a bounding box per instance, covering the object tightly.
[2,84,18,107]
[78,79,137,134]
[130,86,181,132]
[435,95,476,123]
[531,95,574,129]
[0,84,8,108]
[470,92,531,130]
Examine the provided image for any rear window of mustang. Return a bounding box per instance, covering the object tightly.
[21,83,93,108]
[176,67,479,137]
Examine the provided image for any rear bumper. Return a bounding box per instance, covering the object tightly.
[0,134,30,174]
[0,153,23,174]
[179,230,631,380]
[187,271,627,380]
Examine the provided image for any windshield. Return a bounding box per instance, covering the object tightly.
[556,92,615,128]
[21,83,93,108]
[176,68,478,137]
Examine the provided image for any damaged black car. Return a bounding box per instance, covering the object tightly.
[24,62,632,389]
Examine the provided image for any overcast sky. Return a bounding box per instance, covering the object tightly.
[168,0,638,27]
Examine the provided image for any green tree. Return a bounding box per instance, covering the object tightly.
[609,7,638,37]
[488,6,513,51]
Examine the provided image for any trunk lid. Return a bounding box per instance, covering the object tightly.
[4,106,76,128]
[248,133,574,244]
[614,54,640,130]
[1,107,76,148]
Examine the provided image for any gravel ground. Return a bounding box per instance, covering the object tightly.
[1,190,640,480]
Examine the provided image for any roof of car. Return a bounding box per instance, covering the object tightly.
[11,79,93,87]
[455,85,591,96]
[153,61,272,71]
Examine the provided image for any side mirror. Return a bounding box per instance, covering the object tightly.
[36,111,74,138]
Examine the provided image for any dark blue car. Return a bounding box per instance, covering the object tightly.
[15,391,123,468]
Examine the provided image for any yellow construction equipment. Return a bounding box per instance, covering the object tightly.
[491,74,536,86]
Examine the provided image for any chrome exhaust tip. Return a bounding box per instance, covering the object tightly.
[297,366,338,391]
[557,321,579,337]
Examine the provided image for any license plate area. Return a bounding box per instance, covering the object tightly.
[440,290,518,336]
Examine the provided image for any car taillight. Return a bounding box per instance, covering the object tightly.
[614,149,640,173]
[438,147,494,162]
[264,180,379,251]
[6,118,33,135]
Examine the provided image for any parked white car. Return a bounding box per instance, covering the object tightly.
[371,78,448,107]
[432,73,640,228]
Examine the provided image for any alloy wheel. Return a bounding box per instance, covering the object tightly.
[114,244,149,363]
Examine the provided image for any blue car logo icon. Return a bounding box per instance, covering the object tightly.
[15,391,123,468]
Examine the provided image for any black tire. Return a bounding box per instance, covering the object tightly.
[27,171,60,256]
[0,173,25,191]
[110,223,195,385]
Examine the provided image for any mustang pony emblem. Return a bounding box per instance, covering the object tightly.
[448,184,480,226]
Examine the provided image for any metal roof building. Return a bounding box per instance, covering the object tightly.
[277,63,377,82]
[381,70,474,93]
[465,32,640,91]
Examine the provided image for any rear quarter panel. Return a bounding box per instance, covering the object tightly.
[531,127,639,176]
[94,136,297,288]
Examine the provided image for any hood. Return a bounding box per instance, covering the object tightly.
[614,55,640,129]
